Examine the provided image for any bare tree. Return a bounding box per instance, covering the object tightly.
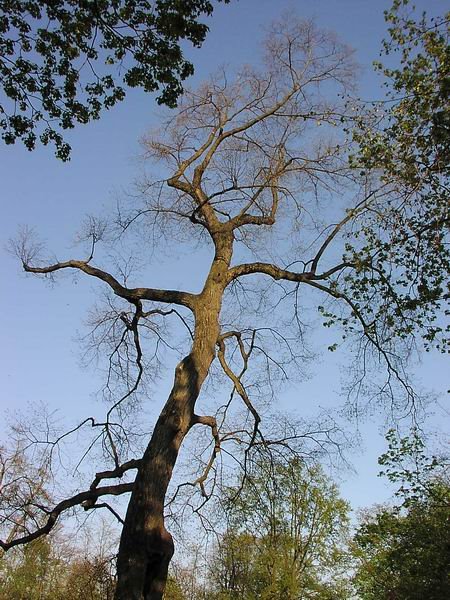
[2,14,448,600]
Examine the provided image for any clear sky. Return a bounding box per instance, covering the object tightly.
[1,0,448,518]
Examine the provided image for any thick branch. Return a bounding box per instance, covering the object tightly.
[216,337,261,448]
[0,482,133,551]
[23,260,195,309]
[227,261,352,284]
[190,414,221,498]
[90,458,141,491]
[166,84,301,232]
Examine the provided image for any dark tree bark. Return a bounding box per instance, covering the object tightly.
[115,234,232,599]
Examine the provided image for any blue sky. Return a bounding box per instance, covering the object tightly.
[1,0,448,517]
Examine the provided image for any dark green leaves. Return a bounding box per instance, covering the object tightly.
[0,0,229,159]
[353,430,450,600]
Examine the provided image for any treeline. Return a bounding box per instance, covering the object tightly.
[1,431,449,600]
[0,536,115,600]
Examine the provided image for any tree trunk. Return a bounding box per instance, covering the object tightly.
[115,232,232,600]
[114,354,206,600]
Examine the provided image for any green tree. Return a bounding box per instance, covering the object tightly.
[354,491,450,600]
[0,537,64,600]
[208,458,351,600]
[352,430,450,600]
[0,532,116,600]
[0,0,229,159]
[353,481,450,600]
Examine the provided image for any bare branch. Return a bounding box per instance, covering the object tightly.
[227,261,352,284]
[22,257,195,309]
[0,482,133,551]
[216,335,261,450]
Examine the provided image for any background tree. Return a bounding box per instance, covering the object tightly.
[0,0,229,159]
[0,537,63,600]
[0,530,117,600]
[352,430,450,600]
[207,456,350,600]
[0,441,51,545]
[64,554,116,600]
[163,552,208,600]
[2,3,449,599]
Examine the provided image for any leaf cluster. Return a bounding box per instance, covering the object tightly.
[340,1,449,352]
[207,457,351,600]
[0,0,229,158]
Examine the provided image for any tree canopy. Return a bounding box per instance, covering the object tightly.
[0,0,228,159]
[0,525,117,600]
[349,1,450,353]
[353,430,450,600]
[208,458,350,600]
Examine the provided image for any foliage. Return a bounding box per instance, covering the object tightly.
[352,430,450,600]
[207,458,351,600]
[353,481,450,600]
[0,538,62,600]
[0,533,116,600]
[163,576,186,600]
[358,1,450,180]
[343,0,450,353]
[0,0,229,159]
[378,427,449,506]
